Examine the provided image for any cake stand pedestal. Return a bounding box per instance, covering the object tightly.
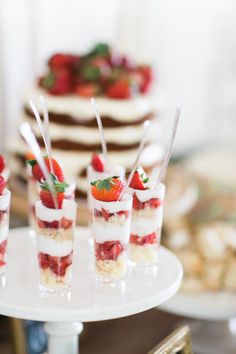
[160,292,236,354]
[0,227,183,354]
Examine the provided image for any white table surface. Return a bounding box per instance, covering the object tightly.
[0,227,183,322]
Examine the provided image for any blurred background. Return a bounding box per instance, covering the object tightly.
[0,0,236,353]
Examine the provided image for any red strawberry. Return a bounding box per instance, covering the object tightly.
[40,190,64,209]
[74,83,101,97]
[106,79,132,99]
[101,208,110,221]
[130,232,157,246]
[48,54,77,70]
[60,217,73,229]
[0,155,5,173]
[91,153,104,172]
[117,210,130,218]
[149,198,162,209]
[129,167,149,190]
[0,175,6,195]
[138,65,153,93]
[91,177,124,202]
[30,157,64,182]
[41,69,72,95]
[38,253,49,269]
[110,242,123,260]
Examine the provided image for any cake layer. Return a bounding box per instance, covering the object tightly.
[25,86,162,122]
[22,113,161,147]
[24,106,154,128]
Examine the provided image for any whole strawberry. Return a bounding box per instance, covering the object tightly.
[91,176,124,202]
[40,69,72,95]
[106,79,132,99]
[0,155,5,174]
[27,157,64,182]
[0,175,6,195]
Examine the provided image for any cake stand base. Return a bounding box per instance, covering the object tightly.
[182,318,236,354]
[44,322,83,354]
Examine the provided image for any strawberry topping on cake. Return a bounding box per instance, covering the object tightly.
[39,43,154,98]
[0,175,6,195]
[0,156,5,174]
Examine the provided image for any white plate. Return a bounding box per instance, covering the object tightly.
[160,291,236,320]
[0,227,182,322]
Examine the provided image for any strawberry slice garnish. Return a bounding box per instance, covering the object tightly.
[74,83,101,97]
[91,153,104,172]
[129,167,149,190]
[91,176,124,202]
[0,155,5,174]
[0,175,6,195]
[27,157,64,182]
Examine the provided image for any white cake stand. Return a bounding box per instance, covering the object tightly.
[0,227,182,354]
[161,292,236,354]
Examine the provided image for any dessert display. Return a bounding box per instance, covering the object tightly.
[9,43,164,201]
[0,170,11,284]
[91,176,132,281]
[87,152,125,210]
[128,167,165,265]
[28,157,77,292]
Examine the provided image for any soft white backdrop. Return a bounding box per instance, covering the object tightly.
[0,0,236,153]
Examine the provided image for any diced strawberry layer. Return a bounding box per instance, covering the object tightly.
[95,240,124,261]
[94,208,130,221]
[130,232,158,246]
[0,239,7,265]
[38,251,73,276]
[37,217,73,229]
[133,194,162,211]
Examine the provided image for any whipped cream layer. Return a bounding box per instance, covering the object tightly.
[0,224,9,243]
[131,208,163,236]
[25,86,163,122]
[93,219,131,244]
[128,183,166,203]
[37,234,73,257]
[35,199,77,222]
[87,164,125,183]
[91,193,132,213]
[23,114,162,145]
[0,190,11,211]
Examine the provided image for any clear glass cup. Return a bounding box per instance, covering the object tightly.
[91,193,132,282]
[35,199,77,294]
[0,189,11,287]
[128,183,166,266]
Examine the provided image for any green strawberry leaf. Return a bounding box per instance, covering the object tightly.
[26,159,37,167]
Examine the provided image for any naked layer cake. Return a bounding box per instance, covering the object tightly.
[9,43,164,200]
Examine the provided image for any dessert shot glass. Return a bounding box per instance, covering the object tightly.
[0,189,11,287]
[35,199,77,294]
[128,183,165,267]
[91,193,132,282]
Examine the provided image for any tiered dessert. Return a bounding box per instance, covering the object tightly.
[87,152,125,210]
[91,176,132,281]
[28,157,77,291]
[0,163,11,284]
[128,167,165,265]
[9,43,164,201]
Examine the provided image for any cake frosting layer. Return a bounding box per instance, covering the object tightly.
[24,86,163,122]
